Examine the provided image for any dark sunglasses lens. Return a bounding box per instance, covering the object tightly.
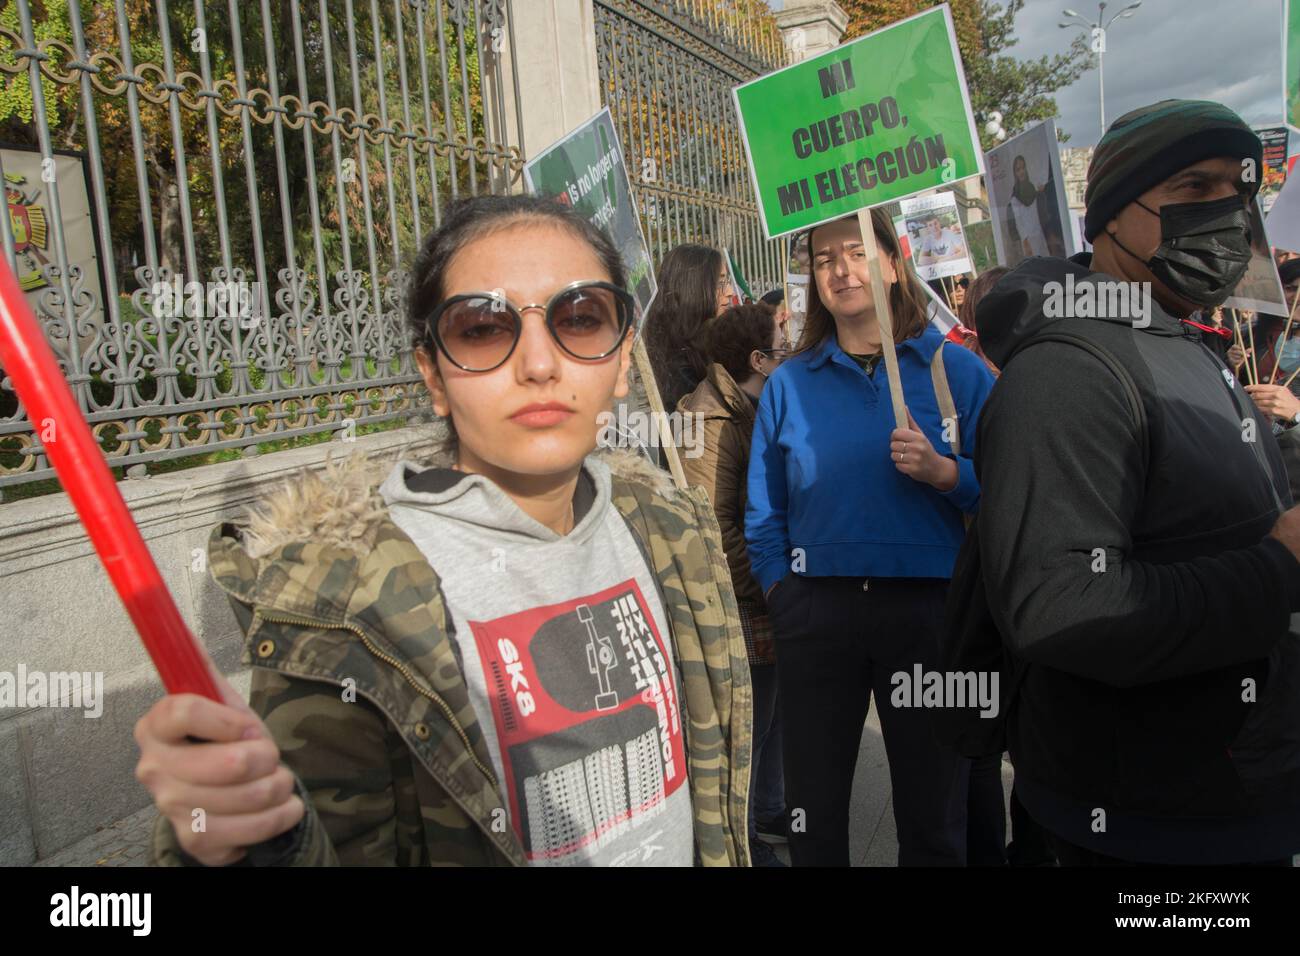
[550,286,626,358]
[436,297,518,369]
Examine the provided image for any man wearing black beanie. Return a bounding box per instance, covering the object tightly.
[960,99,1300,864]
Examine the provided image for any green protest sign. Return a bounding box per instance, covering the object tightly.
[733,5,982,240]
[522,108,688,489]
[523,107,657,323]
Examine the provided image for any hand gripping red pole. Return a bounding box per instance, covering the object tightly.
[0,259,219,700]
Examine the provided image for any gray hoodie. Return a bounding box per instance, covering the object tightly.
[380,455,694,866]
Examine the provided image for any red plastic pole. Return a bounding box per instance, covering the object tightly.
[0,259,219,700]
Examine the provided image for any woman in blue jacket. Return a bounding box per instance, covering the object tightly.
[745,208,994,866]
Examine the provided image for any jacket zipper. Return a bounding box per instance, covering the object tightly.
[255,610,496,784]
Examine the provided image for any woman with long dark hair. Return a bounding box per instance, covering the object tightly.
[643,243,730,412]
[746,208,995,866]
[134,195,753,868]
[1008,154,1048,258]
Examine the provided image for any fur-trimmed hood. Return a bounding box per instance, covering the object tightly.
[241,445,678,559]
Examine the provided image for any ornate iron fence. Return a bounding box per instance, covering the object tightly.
[0,0,790,493]
[0,0,522,489]
[593,0,787,299]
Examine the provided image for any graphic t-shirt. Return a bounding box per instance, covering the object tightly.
[380,458,694,867]
[919,227,962,259]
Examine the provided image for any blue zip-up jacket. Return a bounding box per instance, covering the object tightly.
[745,323,994,593]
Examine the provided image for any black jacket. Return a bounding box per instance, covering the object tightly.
[971,255,1300,862]
[1280,426,1300,505]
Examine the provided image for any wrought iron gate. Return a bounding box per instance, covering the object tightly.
[0,0,521,489]
[1,0,790,494]
[593,0,787,300]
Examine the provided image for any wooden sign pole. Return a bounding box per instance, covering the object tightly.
[782,236,791,345]
[1269,287,1300,385]
[856,207,907,430]
[1242,310,1260,386]
[631,337,687,490]
[1232,311,1248,377]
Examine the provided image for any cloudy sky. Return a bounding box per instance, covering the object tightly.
[1006,0,1285,146]
[769,0,1290,147]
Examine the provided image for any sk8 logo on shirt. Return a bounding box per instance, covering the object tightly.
[468,579,686,863]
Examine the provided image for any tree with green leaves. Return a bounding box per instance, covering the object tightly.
[840,0,1091,149]
[1,0,489,294]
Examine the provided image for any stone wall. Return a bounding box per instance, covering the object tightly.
[0,428,437,864]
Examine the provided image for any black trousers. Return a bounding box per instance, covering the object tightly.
[1007,786,1056,866]
[769,574,969,866]
[967,753,1007,865]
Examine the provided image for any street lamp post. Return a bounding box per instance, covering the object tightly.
[1060,2,1141,133]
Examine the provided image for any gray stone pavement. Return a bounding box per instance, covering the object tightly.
[764,706,1014,867]
[33,805,157,868]
[31,707,1012,867]
[26,710,1299,867]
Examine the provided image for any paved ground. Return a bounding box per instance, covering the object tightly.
[30,709,1300,866]
[35,707,1012,867]
[761,706,1015,867]
[34,805,157,868]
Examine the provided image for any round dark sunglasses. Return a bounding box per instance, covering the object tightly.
[425,280,635,372]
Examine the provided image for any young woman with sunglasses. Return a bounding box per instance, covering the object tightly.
[134,195,753,867]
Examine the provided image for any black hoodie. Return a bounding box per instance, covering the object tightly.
[971,254,1300,863]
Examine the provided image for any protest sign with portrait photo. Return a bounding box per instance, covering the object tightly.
[984,120,1073,268]
[898,191,971,281]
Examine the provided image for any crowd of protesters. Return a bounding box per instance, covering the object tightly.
[133,97,1300,868]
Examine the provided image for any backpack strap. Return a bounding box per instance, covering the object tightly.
[930,342,961,456]
[1006,329,1150,476]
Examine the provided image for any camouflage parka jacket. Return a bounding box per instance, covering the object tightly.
[151,448,753,866]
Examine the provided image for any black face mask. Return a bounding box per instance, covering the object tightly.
[1112,194,1253,308]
